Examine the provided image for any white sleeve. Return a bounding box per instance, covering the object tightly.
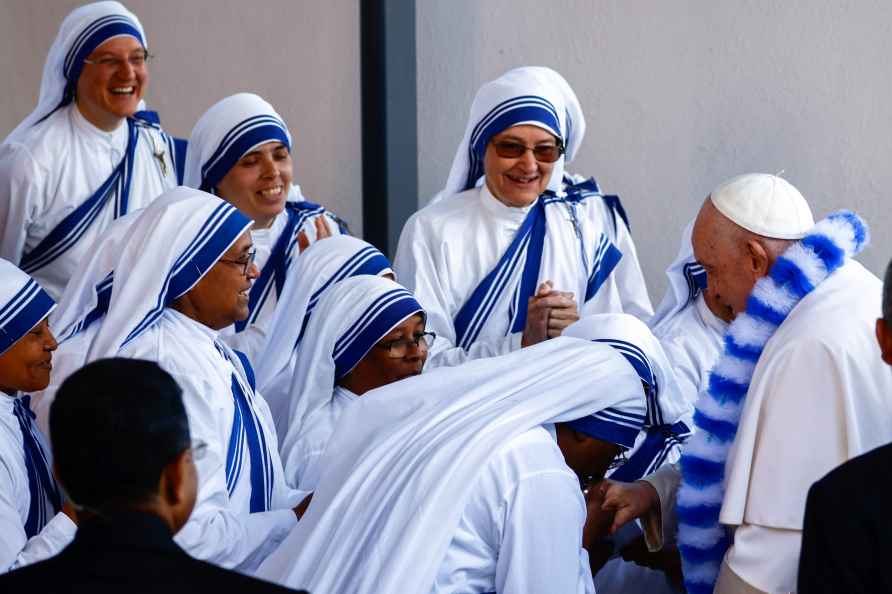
[170,371,297,573]
[495,470,594,594]
[394,212,520,369]
[609,215,653,322]
[0,459,75,573]
[0,142,44,265]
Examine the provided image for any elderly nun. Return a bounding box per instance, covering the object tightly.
[33,187,308,572]
[258,331,659,594]
[184,93,346,362]
[0,1,181,299]
[277,275,429,492]
[253,235,394,441]
[0,260,75,572]
[394,66,652,369]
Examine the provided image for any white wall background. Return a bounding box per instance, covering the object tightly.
[0,0,363,234]
[417,1,892,300]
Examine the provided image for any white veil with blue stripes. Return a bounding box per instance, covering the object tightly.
[278,275,422,480]
[648,219,709,333]
[435,66,579,202]
[47,186,251,361]
[3,1,146,145]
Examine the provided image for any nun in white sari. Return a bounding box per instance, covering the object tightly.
[184,93,345,362]
[395,66,651,370]
[253,236,393,440]
[0,1,181,299]
[32,187,307,572]
[278,275,428,491]
[258,336,653,594]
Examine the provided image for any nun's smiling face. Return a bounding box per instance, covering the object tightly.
[0,318,58,394]
[76,36,147,131]
[172,232,259,330]
[483,125,558,208]
[216,142,293,230]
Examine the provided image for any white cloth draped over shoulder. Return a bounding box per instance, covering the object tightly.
[31,187,305,571]
[184,92,344,362]
[564,314,693,480]
[278,275,423,487]
[254,236,392,439]
[0,260,75,573]
[0,2,179,299]
[258,337,648,594]
[395,66,650,369]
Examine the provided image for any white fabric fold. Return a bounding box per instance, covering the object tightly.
[258,336,645,593]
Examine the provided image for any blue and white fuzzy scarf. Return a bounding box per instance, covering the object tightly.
[676,210,869,594]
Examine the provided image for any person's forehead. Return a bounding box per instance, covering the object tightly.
[223,231,253,255]
[492,124,556,142]
[90,34,143,55]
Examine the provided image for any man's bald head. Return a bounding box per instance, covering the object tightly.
[692,197,794,322]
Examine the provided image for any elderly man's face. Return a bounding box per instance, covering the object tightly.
[76,36,148,130]
[483,125,557,207]
[691,199,759,323]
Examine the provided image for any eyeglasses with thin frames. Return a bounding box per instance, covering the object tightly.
[375,332,436,358]
[83,49,153,70]
[491,139,565,163]
[218,249,256,276]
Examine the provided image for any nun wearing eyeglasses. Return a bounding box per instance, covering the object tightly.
[394,67,652,369]
[278,275,430,492]
[0,1,181,300]
[252,235,394,444]
[0,259,76,573]
[184,93,346,363]
[258,328,659,594]
[34,187,309,573]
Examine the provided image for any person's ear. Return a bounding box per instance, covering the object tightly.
[161,450,190,506]
[875,318,892,366]
[745,238,771,280]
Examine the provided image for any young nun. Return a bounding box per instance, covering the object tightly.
[257,335,661,594]
[253,235,393,442]
[33,187,309,572]
[184,93,345,362]
[278,275,429,491]
[0,260,76,572]
[0,1,181,299]
[395,66,652,369]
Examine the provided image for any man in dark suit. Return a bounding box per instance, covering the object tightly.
[798,258,892,593]
[0,358,307,594]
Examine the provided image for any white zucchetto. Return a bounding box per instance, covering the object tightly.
[710,173,815,239]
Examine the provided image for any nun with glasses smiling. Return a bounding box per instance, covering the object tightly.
[33,186,310,573]
[0,1,181,300]
[185,93,347,363]
[394,67,652,370]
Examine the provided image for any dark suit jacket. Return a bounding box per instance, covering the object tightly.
[0,511,308,594]
[798,442,892,593]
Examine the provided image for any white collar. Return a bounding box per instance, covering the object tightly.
[69,103,128,146]
[164,307,220,342]
[479,182,534,223]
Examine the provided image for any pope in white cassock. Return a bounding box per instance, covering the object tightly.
[0,1,181,299]
[597,174,892,594]
[0,259,75,573]
[31,187,309,573]
[184,92,346,363]
[394,67,652,369]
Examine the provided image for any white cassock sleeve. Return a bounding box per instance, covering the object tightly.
[495,469,594,594]
[170,371,297,572]
[0,459,75,573]
[606,212,653,322]
[394,214,521,369]
[0,142,43,265]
